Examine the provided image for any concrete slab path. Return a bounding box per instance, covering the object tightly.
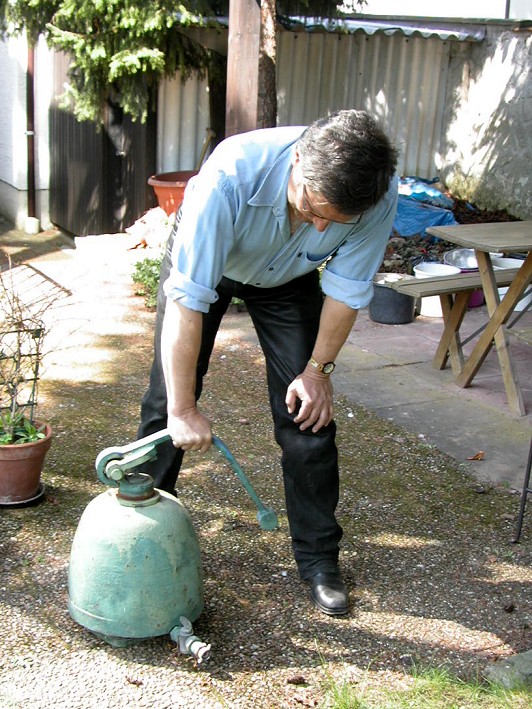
[1,221,530,492]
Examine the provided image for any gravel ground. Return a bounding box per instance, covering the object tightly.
[0,235,531,708]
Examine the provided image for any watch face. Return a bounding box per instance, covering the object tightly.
[323,362,335,374]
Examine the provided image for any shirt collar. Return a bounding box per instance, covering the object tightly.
[247,142,296,217]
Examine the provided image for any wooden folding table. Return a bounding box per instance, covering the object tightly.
[426,221,532,416]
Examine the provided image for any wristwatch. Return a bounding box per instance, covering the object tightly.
[308,356,335,375]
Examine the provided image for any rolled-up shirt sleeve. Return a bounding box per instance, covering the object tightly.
[163,269,219,313]
[321,176,398,309]
[163,171,237,313]
[321,270,375,310]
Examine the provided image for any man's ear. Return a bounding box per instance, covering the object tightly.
[292,148,301,167]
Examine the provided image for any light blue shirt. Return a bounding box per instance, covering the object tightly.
[164,126,398,313]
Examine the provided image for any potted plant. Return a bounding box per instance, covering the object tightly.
[147,129,216,216]
[147,171,199,217]
[0,262,55,506]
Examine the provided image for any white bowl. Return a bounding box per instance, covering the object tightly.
[492,256,524,270]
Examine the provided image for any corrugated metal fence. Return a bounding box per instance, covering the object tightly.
[277,31,451,177]
[157,76,212,174]
[158,27,456,179]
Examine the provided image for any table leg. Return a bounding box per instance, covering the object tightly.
[456,251,532,416]
[433,292,469,375]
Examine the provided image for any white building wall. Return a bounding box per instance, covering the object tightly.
[358,0,531,19]
[0,34,53,230]
[510,0,532,18]
[0,35,26,225]
[441,25,532,218]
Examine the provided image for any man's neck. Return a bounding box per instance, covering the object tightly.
[288,203,303,235]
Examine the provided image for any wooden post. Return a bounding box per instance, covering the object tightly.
[226,0,261,137]
[258,0,277,129]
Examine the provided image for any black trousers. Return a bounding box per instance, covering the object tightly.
[137,228,343,579]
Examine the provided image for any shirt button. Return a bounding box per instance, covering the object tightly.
[268,267,274,271]
[255,282,261,286]
[297,252,303,257]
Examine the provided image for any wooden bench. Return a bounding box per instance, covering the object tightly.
[384,268,520,376]
[387,268,519,299]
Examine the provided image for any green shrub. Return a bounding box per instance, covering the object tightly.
[132,255,163,309]
[132,254,246,311]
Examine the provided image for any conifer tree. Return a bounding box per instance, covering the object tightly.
[0,1,358,123]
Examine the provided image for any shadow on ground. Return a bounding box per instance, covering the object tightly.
[0,221,74,266]
[1,305,531,708]
[0,225,530,707]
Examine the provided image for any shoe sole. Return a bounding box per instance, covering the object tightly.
[311,596,349,617]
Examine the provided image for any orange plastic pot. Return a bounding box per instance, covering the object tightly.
[147,171,198,216]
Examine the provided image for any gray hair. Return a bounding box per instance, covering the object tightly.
[297,110,398,215]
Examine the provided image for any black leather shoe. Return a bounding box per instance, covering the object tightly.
[307,572,349,616]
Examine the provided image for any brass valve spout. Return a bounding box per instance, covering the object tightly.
[170,616,211,664]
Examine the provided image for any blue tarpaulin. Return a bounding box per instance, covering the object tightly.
[393,195,458,237]
[399,176,455,209]
[392,177,458,237]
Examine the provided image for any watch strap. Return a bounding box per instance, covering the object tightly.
[308,356,335,374]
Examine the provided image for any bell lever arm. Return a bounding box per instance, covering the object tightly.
[95,430,278,530]
[95,429,172,486]
[211,435,278,530]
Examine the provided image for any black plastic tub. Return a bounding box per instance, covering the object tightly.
[369,274,416,325]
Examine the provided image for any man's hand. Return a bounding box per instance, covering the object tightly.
[285,368,334,432]
[284,296,357,432]
[167,406,213,453]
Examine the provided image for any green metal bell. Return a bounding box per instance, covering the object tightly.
[69,428,277,658]
[68,472,204,647]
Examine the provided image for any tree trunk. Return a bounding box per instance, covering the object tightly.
[226,0,278,136]
[258,0,277,128]
[226,0,261,136]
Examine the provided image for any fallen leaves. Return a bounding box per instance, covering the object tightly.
[467,451,485,461]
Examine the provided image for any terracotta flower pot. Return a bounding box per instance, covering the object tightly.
[147,171,198,216]
[0,422,52,506]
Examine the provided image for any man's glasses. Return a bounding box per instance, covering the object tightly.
[302,184,363,226]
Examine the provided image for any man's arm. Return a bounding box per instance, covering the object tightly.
[286,296,358,432]
[161,298,213,452]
